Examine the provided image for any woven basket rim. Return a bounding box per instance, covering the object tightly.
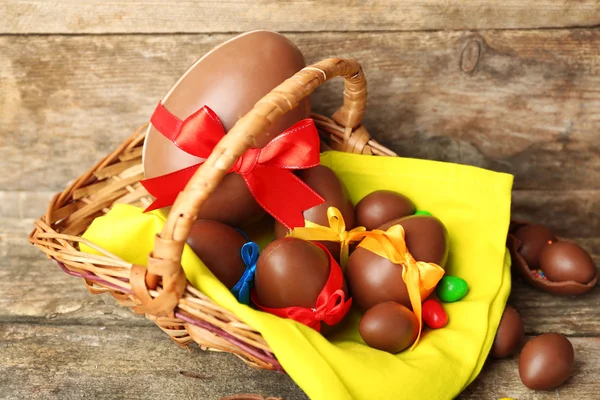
[29,109,396,373]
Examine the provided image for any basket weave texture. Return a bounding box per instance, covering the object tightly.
[29,58,396,371]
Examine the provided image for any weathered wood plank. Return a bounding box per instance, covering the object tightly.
[2,0,600,34]
[1,322,597,399]
[1,31,599,194]
[460,336,600,400]
[512,191,600,239]
[0,323,307,400]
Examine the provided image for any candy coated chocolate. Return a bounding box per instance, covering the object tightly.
[359,301,418,353]
[436,276,468,302]
[539,242,597,284]
[186,220,248,289]
[143,30,310,226]
[490,305,524,358]
[347,215,449,311]
[422,299,448,329]
[519,333,574,390]
[355,190,415,231]
[274,165,355,259]
[379,215,449,267]
[513,224,557,268]
[254,237,329,308]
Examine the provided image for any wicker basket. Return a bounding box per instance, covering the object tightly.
[29,58,397,373]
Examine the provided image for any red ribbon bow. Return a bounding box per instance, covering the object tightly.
[251,242,352,332]
[141,103,325,229]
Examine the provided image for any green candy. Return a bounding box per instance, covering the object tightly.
[414,210,432,216]
[436,276,469,303]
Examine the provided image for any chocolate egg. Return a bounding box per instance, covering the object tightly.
[355,190,415,230]
[186,220,248,289]
[254,237,330,308]
[379,215,449,266]
[490,305,524,358]
[143,30,310,226]
[359,302,418,353]
[519,333,574,390]
[539,242,597,284]
[513,224,557,268]
[274,166,355,259]
[346,215,449,311]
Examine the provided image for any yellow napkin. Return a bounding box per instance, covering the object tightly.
[81,151,513,400]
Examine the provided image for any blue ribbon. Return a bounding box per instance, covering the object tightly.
[230,241,259,305]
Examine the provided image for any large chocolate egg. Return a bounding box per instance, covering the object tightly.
[539,242,597,284]
[359,301,418,353]
[274,166,355,259]
[254,237,330,308]
[355,190,415,230]
[519,333,574,390]
[379,215,449,266]
[143,30,310,226]
[513,224,557,268]
[490,305,524,358]
[347,215,449,311]
[186,220,248,289]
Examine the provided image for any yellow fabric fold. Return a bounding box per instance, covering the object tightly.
[81,150,514,400]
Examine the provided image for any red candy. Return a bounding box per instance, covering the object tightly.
[422,299,448,329]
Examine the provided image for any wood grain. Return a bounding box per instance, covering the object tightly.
[2,0,600,34]
[0,323,307,400]
[2,321,597,400]
[1,31,599,194]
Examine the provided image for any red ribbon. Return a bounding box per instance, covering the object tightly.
[141,103,325,229]
[251,242,352,332]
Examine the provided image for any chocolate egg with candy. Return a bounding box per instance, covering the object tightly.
[142,30,313,227]
[346,215,448,311]
[274,166,355,259]
[252,237,352,333]
[508,221,598,295]
[355,190,415,231]
[513,224,557,268]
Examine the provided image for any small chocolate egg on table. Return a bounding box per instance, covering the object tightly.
[490,305,524,358]
[186,220,248,289]
[519,333,574,390]
[508,221,598,295]
[347,214,449,311]
[142,30,311,227]
[355,190,415,231]
[274,166,355,260]
[252,237,351,334]
[359,301,419,353]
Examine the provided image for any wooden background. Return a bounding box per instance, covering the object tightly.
[1,1,599,399]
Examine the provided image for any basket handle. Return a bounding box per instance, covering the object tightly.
[131,58,367,317]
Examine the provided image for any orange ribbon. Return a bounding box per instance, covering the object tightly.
[357,225,446,348]
[287,207,367,269]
